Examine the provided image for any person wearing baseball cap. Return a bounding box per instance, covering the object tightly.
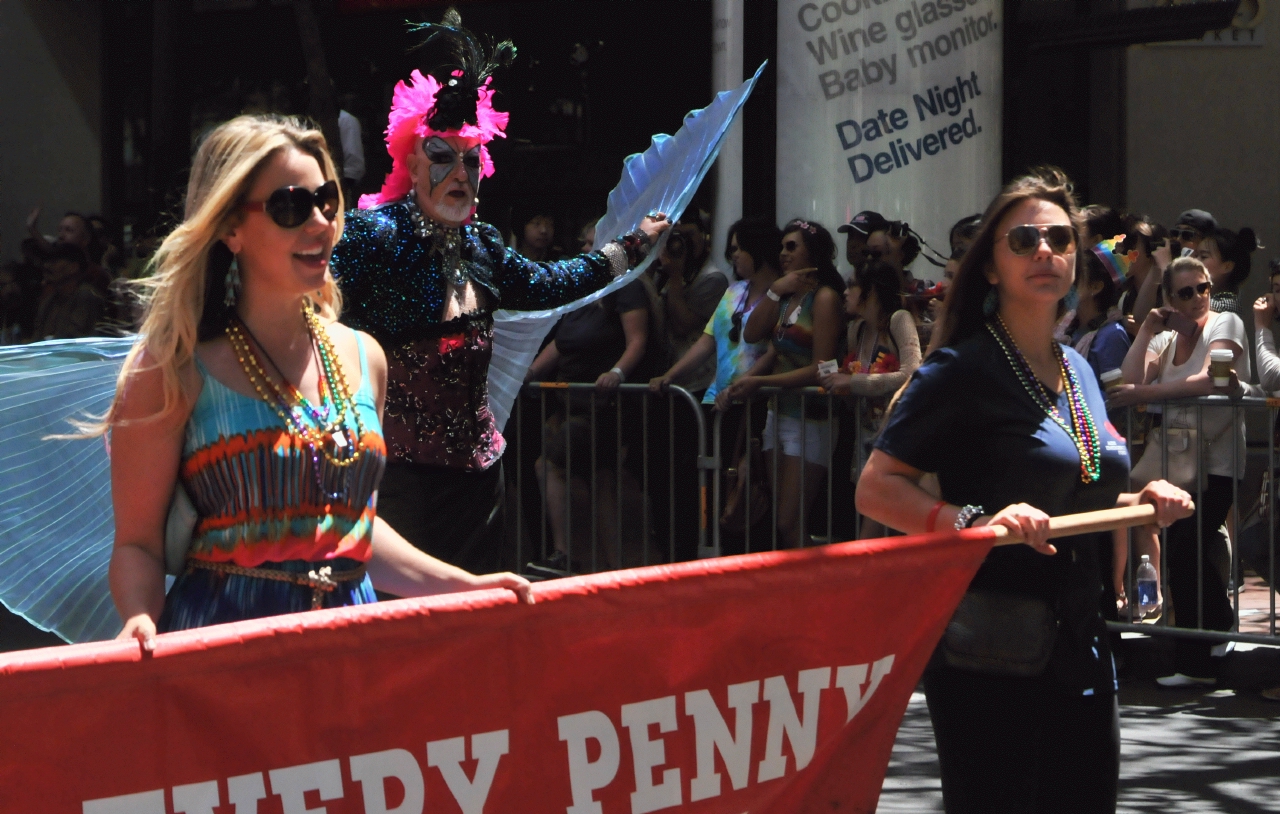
[838,210,890,273]
[1171,209,1217,252]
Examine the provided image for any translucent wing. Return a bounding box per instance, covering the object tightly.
[486,62,766,429]
[0,337,134,643]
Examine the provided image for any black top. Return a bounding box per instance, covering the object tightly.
[553,281,652,384]
[876,329,1131,695]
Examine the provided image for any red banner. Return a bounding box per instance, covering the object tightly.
[0,529,994,814]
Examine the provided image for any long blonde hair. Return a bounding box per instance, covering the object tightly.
[91,115,344,434]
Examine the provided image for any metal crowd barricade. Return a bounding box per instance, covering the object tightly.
[508,382,1280,646]
[1110,395,1280,646]
[509,382,708,574]
[708,386,849,555]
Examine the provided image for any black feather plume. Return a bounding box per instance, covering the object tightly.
[407,8,517,132]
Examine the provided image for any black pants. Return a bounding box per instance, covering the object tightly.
[923,663,1119,814]
[1167,474,1236,676]
[376,461,505,574]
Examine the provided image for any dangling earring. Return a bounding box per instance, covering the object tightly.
[982,287,998,317]
[224,255,241,308]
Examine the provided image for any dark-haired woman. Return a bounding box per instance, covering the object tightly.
[857,169,1192,812]
[821,259,920,538]
[729,219,844,548]
[650,217,778,407]
[1197,226,1260,317]
[1064,239,1132,387]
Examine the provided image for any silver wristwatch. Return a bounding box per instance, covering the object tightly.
[954,504,984,530]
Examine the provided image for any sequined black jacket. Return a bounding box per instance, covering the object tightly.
[331,201,620,471]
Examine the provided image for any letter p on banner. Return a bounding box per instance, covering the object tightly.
[3,528,993,813]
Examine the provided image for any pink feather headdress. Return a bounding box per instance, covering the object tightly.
[358,69,509,210]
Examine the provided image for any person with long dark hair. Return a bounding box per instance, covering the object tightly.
[857,168,1192,812]
[1197,225,1260,317]
[728,219,844,548]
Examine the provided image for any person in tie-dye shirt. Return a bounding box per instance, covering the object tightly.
[650,217,780,408]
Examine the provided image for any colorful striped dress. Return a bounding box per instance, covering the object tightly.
[158,334,387,631]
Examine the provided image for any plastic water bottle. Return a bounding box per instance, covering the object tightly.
[1136,555,1159,616]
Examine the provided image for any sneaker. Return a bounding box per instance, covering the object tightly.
[1210,640,1236,658]
[1156,673,1217,688]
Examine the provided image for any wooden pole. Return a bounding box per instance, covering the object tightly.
[989,503,1162,546]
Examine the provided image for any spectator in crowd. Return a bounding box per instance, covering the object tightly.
[0,262,37,343]
[26,207,112,296]
[338,92,366,207]
[1081,204,1125,249]
[577,217,600,252]
[513,211,562,262]
[838,210,890,275]
[32,243,104,340]
[1196,226,1260,318]
[1064,238,1132,387]
[676,209,715,275]
[1117,214,1167,332]
[1251,260,1280,393]
[730,219,843,548]
[1110,256,1248,686]
[1169,208,1216,254]
[653,216,727,396]
[526,273,658,571]
[820,258,921,537]
[930,214,983,322]
[651,217,779,408]
[868,223,926,292]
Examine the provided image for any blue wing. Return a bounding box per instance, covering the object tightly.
[486,62,766,430]
[0,337,134,643]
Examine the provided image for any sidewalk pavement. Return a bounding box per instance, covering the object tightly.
[881,638,1280,812]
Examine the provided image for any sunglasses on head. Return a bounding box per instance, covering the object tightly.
[1175,281,1212,301]
[242,180,340,229]
[999,224,1076,256]
[1170,227,1201,243]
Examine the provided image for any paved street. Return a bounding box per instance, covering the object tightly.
[881,640,1280,813]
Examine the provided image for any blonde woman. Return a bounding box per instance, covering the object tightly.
[103,115,531,651]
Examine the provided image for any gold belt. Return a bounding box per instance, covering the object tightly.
[186,560,368,610]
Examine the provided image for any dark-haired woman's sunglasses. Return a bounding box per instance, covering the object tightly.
[1175,281,1212,301]
[782,239,801,252]
[728,310,744,343]
[242,180,340,228]
[1000,224,1075,256]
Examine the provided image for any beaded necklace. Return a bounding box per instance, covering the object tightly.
[404,194,468,286]
[987,315,1101,483]
[226,305,366,499]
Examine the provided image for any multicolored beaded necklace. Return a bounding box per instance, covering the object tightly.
[988,315,1101,483]
[226,303,366,499]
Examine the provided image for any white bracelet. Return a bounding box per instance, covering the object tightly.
[765,289,781,302]
[610,366,626,382]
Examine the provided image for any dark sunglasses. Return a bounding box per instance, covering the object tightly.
[1170,227,1201,243]
[782,239,801,252]
[242,180,339,228]
[728,310,744,343]
[1000,224,1075,256]
[950,245,968,261]
[1175,281,1212,301]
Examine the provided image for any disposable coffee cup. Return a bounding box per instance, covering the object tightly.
[1209,349,1233,386]
[1101,369,1124,391]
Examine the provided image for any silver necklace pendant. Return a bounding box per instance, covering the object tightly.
[406,195,469,286]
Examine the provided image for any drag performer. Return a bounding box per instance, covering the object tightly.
[331,13,669,569]
[857,169,1192,812]
[101,115,532,651]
